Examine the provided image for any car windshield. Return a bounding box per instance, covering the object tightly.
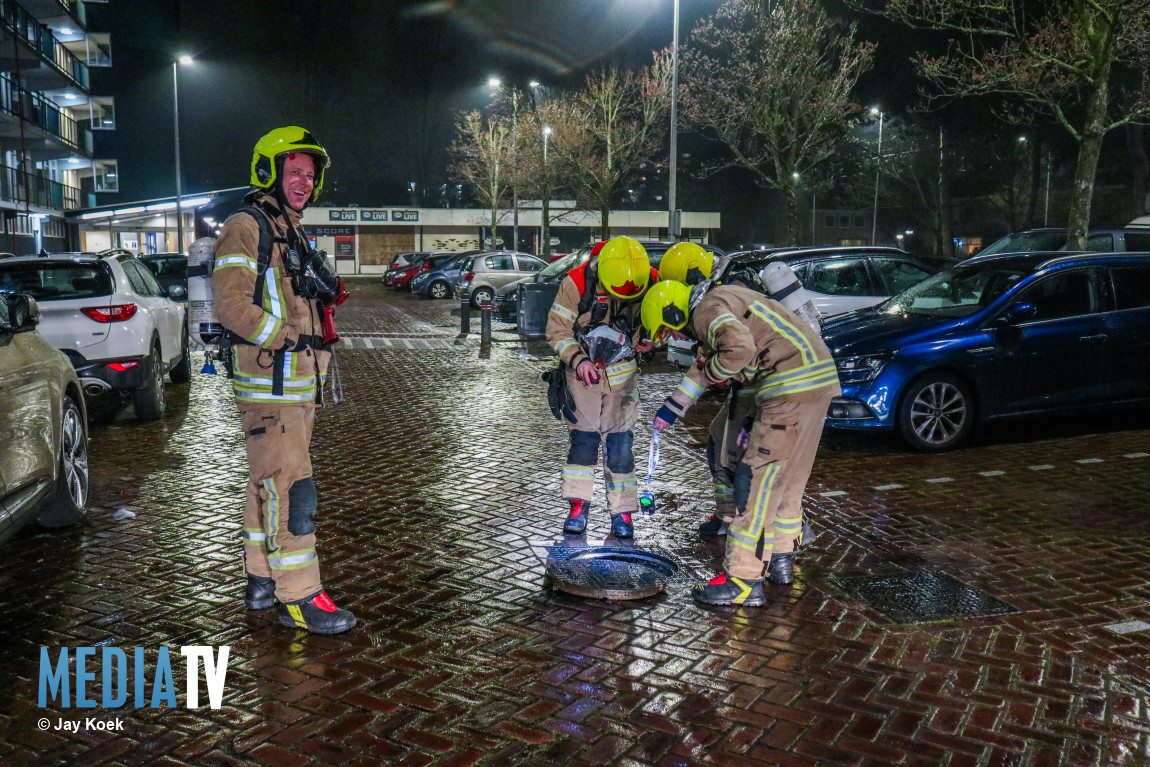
[0,262,113,300]
[878,263,1027,318]
[540,247,590,279]
[140,256,187,278]
[979,231,1067,256]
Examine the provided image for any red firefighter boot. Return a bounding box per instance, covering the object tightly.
[563,499,589,535]
[244,575,276,610]
[692,571,765,606]
[610,513,634,539]
[277,591,357,634]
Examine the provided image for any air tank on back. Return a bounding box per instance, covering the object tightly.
[187,236,223,349]
[759,261,823,335]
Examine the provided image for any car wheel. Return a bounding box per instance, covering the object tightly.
[132,344,166,421]
[38,396,88,527]
[896,372,974,452]
[471,287,494,308]
[430,280,449,299]
[168,323,192,383]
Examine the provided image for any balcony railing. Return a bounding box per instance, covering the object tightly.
[1,0,90,90]
[1,164,82,211]
[0,74,91,151]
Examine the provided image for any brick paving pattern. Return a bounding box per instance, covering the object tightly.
[1,279,1149,766]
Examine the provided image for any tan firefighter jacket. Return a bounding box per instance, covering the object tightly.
[212,194,331,409]
[545,261,650,391]
[662,284,841,420]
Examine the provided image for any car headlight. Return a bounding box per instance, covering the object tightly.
[835,353,893,384]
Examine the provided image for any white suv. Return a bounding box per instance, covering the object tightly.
[0,251,188,420]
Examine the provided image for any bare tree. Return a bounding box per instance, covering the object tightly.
[850,0,1150,249]
[553,53,672,239]
[682,0,875,245]
[450,110,514,244]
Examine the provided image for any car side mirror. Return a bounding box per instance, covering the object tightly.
[2,293,38,330]
[996,302,1036,326]
[166,284,187,300]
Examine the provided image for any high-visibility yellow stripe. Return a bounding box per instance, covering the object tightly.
[214,254,256,271]
[707,313,739,346]
[748,301,817,365]
[676,375,706,402]
[550,304,577,322]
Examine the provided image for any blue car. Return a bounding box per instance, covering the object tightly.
[823,251,1150,451]
[410,252,477,299]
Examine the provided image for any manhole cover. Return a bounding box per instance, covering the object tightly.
[831,571,1018,624]
[544,546,679,600]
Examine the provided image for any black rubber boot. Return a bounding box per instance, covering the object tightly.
[692,572,765,606]
[610,513,634,539]
[767,552,794,585]
[244,575,276,610]
[277,591,357,634]
[563,499,589,535]
[698,515,730,536]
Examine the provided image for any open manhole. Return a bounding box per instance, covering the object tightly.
[831,571,1018,624]
[544,546,679,600]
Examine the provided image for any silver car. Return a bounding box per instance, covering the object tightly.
[459,251,547,307]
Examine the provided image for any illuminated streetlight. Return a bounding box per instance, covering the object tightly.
[173,55,194,254]
[487,76,501,89]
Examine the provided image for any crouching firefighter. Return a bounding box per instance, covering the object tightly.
[658,242,819,546]
[212,126,355,634]
[544,236,657,538]
[643,279,840,606]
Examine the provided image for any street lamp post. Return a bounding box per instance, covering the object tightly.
[668,0,681,240]
[173,55,193,253]
[870,107,883,246]
[542,125,552,260]
[488,77,525,251]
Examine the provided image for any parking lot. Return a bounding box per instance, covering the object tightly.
[2,278,1150,766]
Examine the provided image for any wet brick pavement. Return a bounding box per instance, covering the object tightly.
[2,279,1150,766]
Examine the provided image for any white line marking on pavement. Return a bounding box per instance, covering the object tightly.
[1076,458,1103,464]
[402,339,414,349]
[820,491,847,497]
[1124,452,1149,459]
[362,338,374,349]
[1029,465,1054,471]
[873,484,903,491]
[1105,620,1150,635]
[979,470,1006,476]
[925,477,954,484]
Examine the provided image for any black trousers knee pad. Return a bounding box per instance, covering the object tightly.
[604,431,634,473]
[287,477,318,535]
[567,430,600,466]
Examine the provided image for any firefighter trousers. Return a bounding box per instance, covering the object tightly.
[561,369,640,514]
[241,406,323,603]
[723,387,835,581]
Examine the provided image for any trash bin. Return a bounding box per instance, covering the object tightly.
[518,282,561,339]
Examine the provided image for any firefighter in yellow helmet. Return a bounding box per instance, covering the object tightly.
[212,127,355,634]
[544,237,658,538]
[643,280,840,606]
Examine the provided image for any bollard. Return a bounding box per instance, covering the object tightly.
[459,290,471,335]
[480,304,492,346]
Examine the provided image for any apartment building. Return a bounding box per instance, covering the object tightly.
[0,0,112,254]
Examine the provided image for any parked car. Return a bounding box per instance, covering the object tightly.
[728,246,942,319]
[139,252,188,304]
[383,251,431,287]
[410,252,479,298]
[459,251,548,307]
[0,252,189,421]
[389,257,428,291]
[822,251,1150,452]
[0,291,89,547]
[978,227,1150,256]
[493,245,597,322]
[497,241,727,326]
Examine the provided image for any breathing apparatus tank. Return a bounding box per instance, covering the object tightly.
[187,236,223,350]
[759,262,822,335]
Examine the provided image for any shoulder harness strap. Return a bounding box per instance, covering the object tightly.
[236,203,289,307]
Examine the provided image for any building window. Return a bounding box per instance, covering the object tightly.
[824,214,835,228]
[86,33,113,67]
[90,97,115,130]
[854,214,865,228]
[839,215,850,228]
[93,159,118,193]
